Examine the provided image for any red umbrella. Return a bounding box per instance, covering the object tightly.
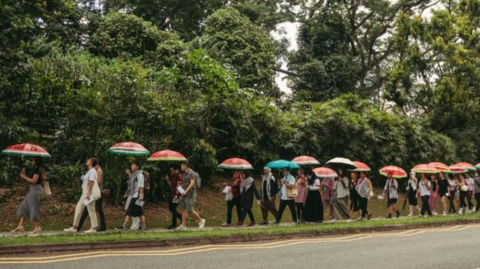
[148,150,187,162]
[218,158,253,170]
[352,161,371,172]
[2,143,51,157]
[449,165,467,174]
[456,162,476,172]
[291,155,320,166]
[108,142,150,156]
[312,167,338,178]
[379,166,407,179]
[428,162,450,172]
[411,164,439,174]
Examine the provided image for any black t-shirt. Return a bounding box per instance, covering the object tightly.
[430,180,437,192]
[30,166,42,185]
[438,179,449,194]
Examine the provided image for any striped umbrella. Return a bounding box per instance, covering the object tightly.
[456,162,476,172]
[411,164,439,174]
[312,167,338,178]
[218,158,253,170]
[148,150,187,161]
[108,142,150,156]
[2,143,51,158]
[379,166,407,179]
[428,162,450,172]
[326,157,357,169]
[291,155,320,166]
[475,163,480,170]
[351,161,371,172]
[449,164,468,174]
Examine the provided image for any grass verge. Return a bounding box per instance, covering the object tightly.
[2,214,480,247]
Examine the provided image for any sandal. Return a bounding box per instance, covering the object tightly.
[11,226,25,233]
[30,227,42,234]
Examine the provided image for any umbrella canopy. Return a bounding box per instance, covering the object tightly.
[326,157,357,169]
[379,166,407,178]
[411,164,439,174]
[448,165,467,174]
[2,143,51,158]
[351,161,371,172]
[108,142,150,156]
[476,163,480,170]
[312,167,338,178]
[148,150,187,162]
[456,162,476,172]
[218,158,253,170]
[428,162,450,172]
[266,160,300,169]
[291,155,320,166]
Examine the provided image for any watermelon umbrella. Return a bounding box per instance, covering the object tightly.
[411,164,439,174]
[312,167,338,178]
[218,158,253,170]
[108,142,150,156]
[326,157,357,170]
[456,162,476,172]
[476,163,480,170]
[291,155,320,166]
[379,166,407,179]
[428,162,450,172]
[148,150,187,162]
[2,143,51,158]
[266,160,300,169]
[448,165,467,174]
[351,161,371,172]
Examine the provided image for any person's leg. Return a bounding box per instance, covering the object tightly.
[122,215,131,229]
[276,200,287,223]
[239,207,248,224]
[96,198,106,230]
[268,199,278,218]
[77,207,89,231]
[181,210,188,227]
[190,210,202,222]
[359,198,366,218]
[72,197,87,228]
[476,193,480,211]
[235,198,243,223]
[425,195,432,216]
[295,203,302,221]
[247,209,255,223]
[86,201,98,229]
[467,193,473,211]
[420,196,426,216]
[226,200,233,224]
[261,201,269,222]
[168,201,177,227]
[287,200,297,222]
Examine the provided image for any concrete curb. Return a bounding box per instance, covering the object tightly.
[2,219,480,255]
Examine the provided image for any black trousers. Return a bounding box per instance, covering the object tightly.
[448,191,456,213]
[475,193,480,211]
[460,191,468,208]
[226,196,242,224]
[240,208,255,223]
[420,195,432,216]
[359,197,369,218]
[276,199,297,223]
[78,198,106,230]
[169,200,182,227]
[295,202,304,221]
[467,192,474,209]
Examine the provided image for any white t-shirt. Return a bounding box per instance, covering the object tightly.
[419,180,431,196]
[82,168,97,189]
[281,174,295,200]
[467,178,474,191]
[132,172,145,198]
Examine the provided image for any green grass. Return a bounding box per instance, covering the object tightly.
[2,213,479,247]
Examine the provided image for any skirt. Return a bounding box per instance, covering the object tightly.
[350,191,360,212]
[126,197,144,217]
[16,185,43,222]
[408,192,418,206]
[303,190,323,222]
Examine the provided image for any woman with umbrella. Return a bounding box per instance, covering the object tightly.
[304,168,330,223]
[333,168,351,221]
[406,172,420,217]
[237,170,260,227]
[223,170,243,226]
[356,171,373,221]
[12,157,47,234]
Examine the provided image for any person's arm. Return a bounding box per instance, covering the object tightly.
[286,177,295,189]
[366,180,373,194]
[382,181,388,196]
[164,174,171,186]
[20,173,39,184]
[183,176,196,196]
[426,181,432,191]
[137,174,145,201]
[97,169,104,186]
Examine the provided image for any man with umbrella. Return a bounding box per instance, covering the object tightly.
[382,171,400,218]
[272,168,297,225]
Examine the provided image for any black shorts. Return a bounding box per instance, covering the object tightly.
[388,198,398,205]
[126,197,144,217]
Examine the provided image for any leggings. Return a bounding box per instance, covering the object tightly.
[460,191,468,208]
[448,191,456,213]
[429,192,438,212]
[295,202,305,221]
[359,197,369,218]
[420,195,432,216]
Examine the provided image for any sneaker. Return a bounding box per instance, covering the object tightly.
[84,228,97,234]
[167,225,176,230]
[64,227,77,233]
[347,219,352,222]
[175,225,187,231]
[433,212,438,216]
[396,211,401,218]
[198,219,206,229]
[29,228,42,235]
[269,220,279,225]
[259,221,268,226]
[329,218,337,222]
[386,215,392,219]
[221,222,230,227]
[442,212,447,216]
[367,213,372,220]
[357,217,364,221]
[98,227,107,232]
[236,222,243,227]
[458,208,463,215]
[407,213,413,217]
[247,222,256,227]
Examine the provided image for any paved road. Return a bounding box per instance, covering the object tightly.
[2,224,480,269]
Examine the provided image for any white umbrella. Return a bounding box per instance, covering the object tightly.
[326,157,357,170]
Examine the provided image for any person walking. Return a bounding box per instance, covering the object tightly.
[458,174,468,215]
[466,173,475,213]
[295,170,308,223]
[406,172,420,217]
[12,157,46,234]
[356,172,373,221]
[438,172,450,216]
[260,167,278,225]
[303,171,323,223]
[78,161,106,232]
[349,172,360,219]
[176,162,205,230]
[447,174,458,214]
[120,159,147,230]
[418,173,432,217]
[382,171,400,218]
[223,171,243,226]
[165,165,183,229]
[474,172,480,212]
[321,176,335,221]
[272,168,297,225]
[333,169,350,221]
[237,171,260,227]
[429,174,439,216]
[64,157,99,233]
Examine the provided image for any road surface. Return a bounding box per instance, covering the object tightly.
[2,224,480,269]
